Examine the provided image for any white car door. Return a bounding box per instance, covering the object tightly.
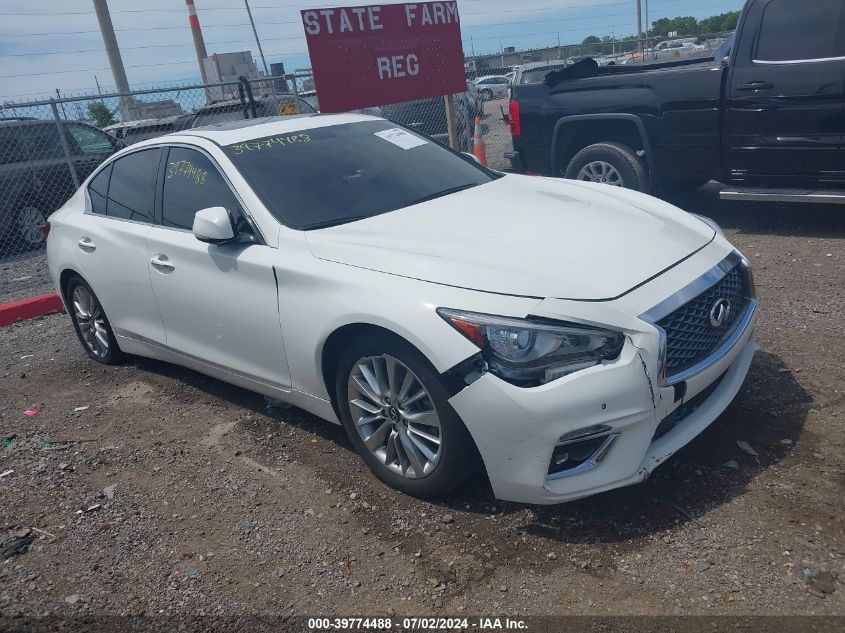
[71,148,166,344]
[144,145,291,390]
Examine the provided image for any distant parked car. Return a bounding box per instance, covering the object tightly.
[104,114,193,145]
[465,82,485,118]
[0,117,120,252]
[189,95,317,128]
[298,90,383,117]
[473,75,511,100]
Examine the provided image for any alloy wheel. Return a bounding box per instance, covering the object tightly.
[576,161,624,186]
[347,355,442,479]
[17,206,46,247]
[72,285,110,358]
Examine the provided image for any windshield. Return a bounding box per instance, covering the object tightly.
[224,120,497,230]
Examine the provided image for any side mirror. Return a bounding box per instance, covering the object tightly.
[193,206,235,244]
[463,152,481,164]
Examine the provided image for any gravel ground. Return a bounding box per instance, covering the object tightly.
[1,170,843,626]
[0,251,51,304]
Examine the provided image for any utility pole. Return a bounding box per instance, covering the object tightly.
[636,0,644,54]
[244,0,270,77]
[94,75,102,95]
[645,0,650,51]
[185,0,209,83]
[92,0,131,113]
[93,0,129,94]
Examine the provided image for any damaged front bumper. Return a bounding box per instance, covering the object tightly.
[447,287,758,505]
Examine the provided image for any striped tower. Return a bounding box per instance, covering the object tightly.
[186,0,209,83]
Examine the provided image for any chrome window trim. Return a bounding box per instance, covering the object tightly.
[84,141,267,245]
[640,251,756,386]
[546,433,619,481]
[753,56,845,64]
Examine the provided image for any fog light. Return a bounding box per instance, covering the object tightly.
[547,426,618,479]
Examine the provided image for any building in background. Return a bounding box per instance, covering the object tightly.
[202,52,261,100]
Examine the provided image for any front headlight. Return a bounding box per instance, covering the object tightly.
[437,309,624,387]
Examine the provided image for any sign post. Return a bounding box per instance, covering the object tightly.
[443,94,458,149]
[301,2,466,146]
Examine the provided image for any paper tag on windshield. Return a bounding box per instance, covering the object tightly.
[374,128,427,150]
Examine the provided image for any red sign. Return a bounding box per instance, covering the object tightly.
[301,2,466,113]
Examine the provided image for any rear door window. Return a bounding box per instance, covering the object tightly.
[19,124,65,160]
[88,164,112,215]
[105,148,160,222]
[0,126,25,165]
[755,0,845,61]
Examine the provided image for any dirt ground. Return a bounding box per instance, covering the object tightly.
[1,143,844,627]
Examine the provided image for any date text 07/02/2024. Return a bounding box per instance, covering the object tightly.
[306,617,528,630]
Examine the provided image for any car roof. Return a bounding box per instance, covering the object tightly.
[144,112,378,146]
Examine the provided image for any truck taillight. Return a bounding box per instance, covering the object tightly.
[41,220,51,238]
[509,99,521,137]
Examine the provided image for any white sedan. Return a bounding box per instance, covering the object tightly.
[473,76,511,100]
[47,113,757,504]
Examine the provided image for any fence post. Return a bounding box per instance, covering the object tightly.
[444,94,459,150]
[50,98,80,189]
[238,76,257,118]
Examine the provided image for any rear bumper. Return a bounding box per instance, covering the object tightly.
[448,305,757,505]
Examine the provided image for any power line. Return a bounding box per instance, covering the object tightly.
[0,0,735,43]
[0,1,631,17]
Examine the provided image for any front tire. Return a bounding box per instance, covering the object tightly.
[564,142,650,193]
[335,333,479,498]
[66,276,124,365]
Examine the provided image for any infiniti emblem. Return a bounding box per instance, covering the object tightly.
[709,298,731,328]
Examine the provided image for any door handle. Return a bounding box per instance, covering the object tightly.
[736,81,774,91]
[77,237,96,252]
[149,254,175,272]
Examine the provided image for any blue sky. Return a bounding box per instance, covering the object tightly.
[0,0,746,101]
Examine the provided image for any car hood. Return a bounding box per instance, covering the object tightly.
[305,175,714,301]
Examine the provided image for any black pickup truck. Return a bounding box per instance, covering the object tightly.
[508,0,845,203]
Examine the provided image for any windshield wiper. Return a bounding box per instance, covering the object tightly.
[406,183,478,207]
[301,215,370,230]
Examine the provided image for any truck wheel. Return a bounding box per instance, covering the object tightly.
[564,142,649,193]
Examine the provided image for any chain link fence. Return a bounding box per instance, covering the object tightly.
[0,72,515,302]
[1,31,729,302]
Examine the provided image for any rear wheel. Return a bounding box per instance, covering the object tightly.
[335,333,479,498]
[15,205,47,250]
[66,276,123,365]
[564,142,649,193]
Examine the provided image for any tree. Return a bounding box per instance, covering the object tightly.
[582,35,601,45]
[698,11,740,34]
[87,102,116,128]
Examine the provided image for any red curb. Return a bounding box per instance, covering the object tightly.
[0,292,65,327]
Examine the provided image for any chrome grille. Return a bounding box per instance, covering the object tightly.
[657,263,747,376]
